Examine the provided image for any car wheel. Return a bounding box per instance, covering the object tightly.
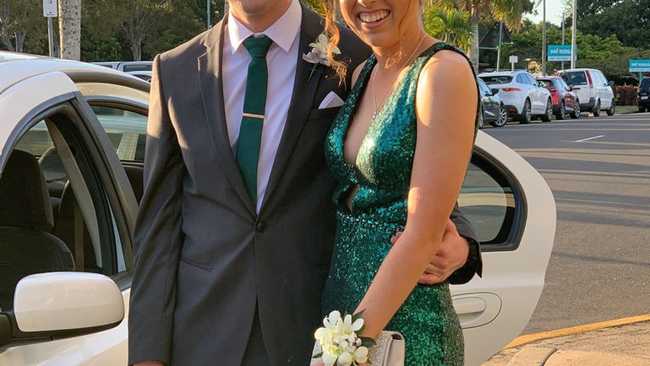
[606,103,616,116]
[592,99,601,117]
[491,104,508,127]
[541,99,553,122]
[478,106,485,129]
[571,100,581,119]
[520,99,531,124]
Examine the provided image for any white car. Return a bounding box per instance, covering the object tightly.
[558,68,616,117]
[126,70,152,82]
[480,70,553,124]
[94,60,152,73]
[0,53,556,366]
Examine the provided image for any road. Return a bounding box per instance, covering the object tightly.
[484,112,650,334]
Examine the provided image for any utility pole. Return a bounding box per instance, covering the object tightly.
[496,22,503,72]
[207,0,211,29]
[560,9,566,71]
[571,0,577,69]
[541,0,547,75]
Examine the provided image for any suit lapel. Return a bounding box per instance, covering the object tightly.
[260,7,325,215]
[198,19,256,216]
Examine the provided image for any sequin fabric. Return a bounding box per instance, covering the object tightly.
[322,43,465,366]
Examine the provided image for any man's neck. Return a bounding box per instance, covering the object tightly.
[228,0,293,33]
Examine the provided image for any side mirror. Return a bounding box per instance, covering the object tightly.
[0,272,125,347]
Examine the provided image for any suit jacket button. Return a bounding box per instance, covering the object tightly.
[255,221,265,233]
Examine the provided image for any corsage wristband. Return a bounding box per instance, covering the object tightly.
[313,310,375,366]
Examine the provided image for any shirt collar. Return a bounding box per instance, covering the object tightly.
[227,0,301,54]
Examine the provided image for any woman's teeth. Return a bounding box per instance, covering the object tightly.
[359,10,390,24]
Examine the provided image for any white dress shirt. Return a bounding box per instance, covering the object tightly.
[222,0,301,212]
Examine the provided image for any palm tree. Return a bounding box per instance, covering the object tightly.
[427,0,534,71]
[423,6,472,51]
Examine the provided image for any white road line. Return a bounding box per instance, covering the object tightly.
[574,135,605,143]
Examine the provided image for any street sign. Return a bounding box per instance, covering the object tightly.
[509,55,518,64]
[629,59,650,73]
[43,0,57,17]
[548,45,572,62]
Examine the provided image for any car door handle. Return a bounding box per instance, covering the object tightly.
[454,298,487,315]
[453,293,502,329]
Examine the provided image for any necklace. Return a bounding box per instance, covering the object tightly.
[370,34,426,120]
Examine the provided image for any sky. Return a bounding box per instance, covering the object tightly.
[525,0,568,26]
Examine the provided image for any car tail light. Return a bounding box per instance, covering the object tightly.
[502,87,521,92]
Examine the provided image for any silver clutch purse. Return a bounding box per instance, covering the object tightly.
[311,331,405,366]
[369,331,405,366]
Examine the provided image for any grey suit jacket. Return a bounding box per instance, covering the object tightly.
[128,6,481,366]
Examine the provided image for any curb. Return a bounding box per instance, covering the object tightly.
[504,314,650,349]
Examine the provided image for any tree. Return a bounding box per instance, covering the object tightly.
[59,0,82,60]
[0,0,47,53]
[423,6,472,51]
[577,0,650,50]
[428,0,534,71]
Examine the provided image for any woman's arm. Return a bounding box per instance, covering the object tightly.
[354,50,477,338]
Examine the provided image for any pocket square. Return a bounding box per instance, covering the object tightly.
[319,91,345,109]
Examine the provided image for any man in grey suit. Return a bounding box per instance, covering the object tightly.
[128,1,482,365]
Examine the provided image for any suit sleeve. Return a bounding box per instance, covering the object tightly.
[448,204,483,285]
[128,54,185,366]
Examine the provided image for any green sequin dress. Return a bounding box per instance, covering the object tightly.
[322,43,468,366]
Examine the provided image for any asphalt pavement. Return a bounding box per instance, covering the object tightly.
[483,112,650,334]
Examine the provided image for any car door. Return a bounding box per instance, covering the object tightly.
[0,71,137,365]
[451,131,556,366]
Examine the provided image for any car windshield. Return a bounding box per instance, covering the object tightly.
[561,71,588,86]
[481,75,513,85]
[640,78,650,90]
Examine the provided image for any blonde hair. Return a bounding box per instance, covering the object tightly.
[324,1,348,83]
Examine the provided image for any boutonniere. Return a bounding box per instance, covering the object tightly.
[303,33,341,80]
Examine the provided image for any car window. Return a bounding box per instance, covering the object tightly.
[1,107,127,312]
[561,71,588,86]
[459,155,519,248]
[122,64,151,73]
[481,75,513,85]
[92,106,147,162]
[538,79,553,88]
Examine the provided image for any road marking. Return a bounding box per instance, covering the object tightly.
[574,135,605,143]
[504,314,650,349]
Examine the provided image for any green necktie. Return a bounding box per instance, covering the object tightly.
[237,35,273,203]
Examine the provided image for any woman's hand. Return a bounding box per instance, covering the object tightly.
[391,219,469,285]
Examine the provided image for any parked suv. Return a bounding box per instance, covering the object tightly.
[537,76,580,119]
[638,78,650,113]
[479,70,552,124]
[558,68,615,117]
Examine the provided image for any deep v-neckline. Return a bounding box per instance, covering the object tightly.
[342,55,409,170]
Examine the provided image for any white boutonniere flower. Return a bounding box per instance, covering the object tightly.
[303,33,341,79]
[313,310,372,366]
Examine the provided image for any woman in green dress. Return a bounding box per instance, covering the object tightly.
[319,0,479,365]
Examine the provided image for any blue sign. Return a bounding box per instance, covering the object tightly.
[548,45,572,62]
[629,59,650,72]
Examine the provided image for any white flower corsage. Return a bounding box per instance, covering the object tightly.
[312,310,374,366]
[303,33,341,79]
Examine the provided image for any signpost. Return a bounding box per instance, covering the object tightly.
[548,45,572,62]
[509,55,518,71]
[43,0,57,57]
[629,59,650,82]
